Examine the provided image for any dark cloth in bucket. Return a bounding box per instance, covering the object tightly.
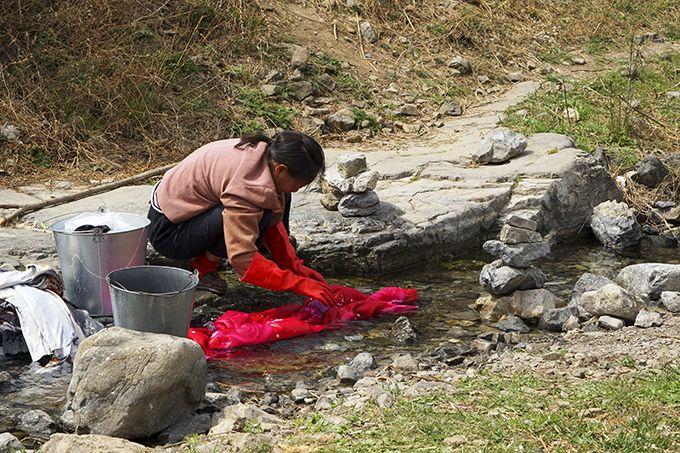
[147,194,291,260]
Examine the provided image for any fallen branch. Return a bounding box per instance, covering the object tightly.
[0,203,22,209]
[0,163,176,226]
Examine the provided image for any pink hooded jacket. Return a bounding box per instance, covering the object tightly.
[155,139,284,276]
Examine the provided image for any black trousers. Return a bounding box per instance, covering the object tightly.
[148,193,291,260]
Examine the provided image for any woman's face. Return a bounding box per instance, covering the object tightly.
[272,163,312,193]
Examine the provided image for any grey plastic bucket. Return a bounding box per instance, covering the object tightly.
[107,266,199,337]
[51,212,150,316]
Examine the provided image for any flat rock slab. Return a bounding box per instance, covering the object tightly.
[25,185,152,226]
[0,189,41,206]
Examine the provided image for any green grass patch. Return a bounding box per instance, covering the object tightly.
[503,53,679,167]
[290,367,680,452]
[236,87,296,131]
[352,108,380,133]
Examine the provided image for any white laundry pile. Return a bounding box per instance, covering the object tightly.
[0,265,85,363]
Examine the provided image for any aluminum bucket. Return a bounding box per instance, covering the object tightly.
[107,266,199,337]
[51,212,150,316]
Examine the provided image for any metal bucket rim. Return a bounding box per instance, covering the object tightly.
[107,265,199,298]
[50,212,151,235]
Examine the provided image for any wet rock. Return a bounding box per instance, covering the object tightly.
[511,289,559,324]
[390,316,418,344]
[209,403,283,435]
[157,413,211,444]
[579,284,643,321]
[471,128,528,164]
[337,364,359,384]
[437,101,463,118]
[597,315,625,331]
[634,310,663,328]
[290,46,310,68]
[482,240,550,268]
[0,433,21,451]
[590,200,641,252]
[479,260,546,296]
[18,409,54,438]
[391,353,418,370]
[472,294,513,322]
[539,307,578,332]
[632,156,668,188]
[204,390,241,409]
[336,153,367,178]
[67,327,206,438]
[326,108,356,132]
[353,170,379,192]
[506,211,539,231]
[288,81,314,101]
[41,433,150,452]
[448,56,472,74]
[0,124,20,142]
[616,263,680,301]
[320,193,340,211]
[494,315,530,333]
[338,190,380,217]
[360,21,379,43]
[350,352,376,374]
[570,273,614,306]
[660,291,680,312]
[499,224,542,244]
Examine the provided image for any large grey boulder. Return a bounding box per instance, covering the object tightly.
[338,190,380,217]
[472,128,528,164]
[67,327,207,439]
[40,433,150,452]
[579,284,643,321]
[632,156,668,188]
[18,409,54,438]
[510,288,560,324]
[569,273,614,306]
[479,260,546,296]
[616,263,680,301]
[540,155,623,238]
[482,240,550,268]
[590,200,641,251]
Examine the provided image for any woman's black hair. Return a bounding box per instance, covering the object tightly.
[236,130,325,183]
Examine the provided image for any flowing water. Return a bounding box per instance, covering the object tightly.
[1,237,678,434]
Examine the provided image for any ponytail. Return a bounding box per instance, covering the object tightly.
[236,130,325,183]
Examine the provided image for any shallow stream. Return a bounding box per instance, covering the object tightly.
[1,237,677,435]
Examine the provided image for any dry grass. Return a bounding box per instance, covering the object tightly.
[0,0,677,185]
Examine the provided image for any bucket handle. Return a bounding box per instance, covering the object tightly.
[109,270,199,297]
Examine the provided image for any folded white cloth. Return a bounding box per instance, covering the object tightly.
[0,265,84,362]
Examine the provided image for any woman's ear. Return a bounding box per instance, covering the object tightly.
[274,163,288,177]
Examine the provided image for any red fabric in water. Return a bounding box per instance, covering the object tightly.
[188,285,418,359]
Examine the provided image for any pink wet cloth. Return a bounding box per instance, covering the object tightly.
[188,285,418,359]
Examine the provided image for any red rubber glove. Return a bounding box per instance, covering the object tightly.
[263,222,327,283]
[241,252,337,306]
